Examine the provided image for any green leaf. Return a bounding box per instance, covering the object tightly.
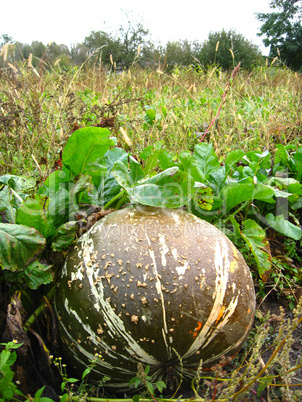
[193,143,221,178]
[23,260,53,289]
[132,394,140,402]
[0,185,16,223]
[60,393,69,402]
[66,378,79,383]
[133,168,194,208]
[0,350,10,369]
[129,156,145,183]
[158,149,175,170]
[0,175,36,192]
[42,168,71,194]
[47,187,70,228]
[0,223,46,271]
[156,380,167,393]
[34,386,45,399]
[193,183,214,211]
[16,195,56,239]
[82,367,91,379]
[224,182,275,212]
[265,213,302,240]
[140,141,163,175]
[47,175,91,228]
[179,151,204,182]
[146,382,155,396]
[51,221,79,251]
[240,219,271,279]
[225,149,245,177]
[62,127,115,177]
[111,160,134,193]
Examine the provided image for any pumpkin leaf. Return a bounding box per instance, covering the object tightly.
[62,127,115,177]
[0,185,16,224]
[193,143,221,179]
[23,260,53,289]
[0,175,36,192]
[193,182,214,211]
[139,141,163,175]
[225,149,245,177]
[16,195,56,239]
[0,223,46,271]
[224,182,275,212]
[265,213,302,240]
[133,168,194,208]
[51,221,79,251]
[239,219,272,280]
[111,160,134,193]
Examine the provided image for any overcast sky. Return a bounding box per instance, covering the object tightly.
[1,0,272,54]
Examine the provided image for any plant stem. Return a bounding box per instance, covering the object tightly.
[200,62,241,142]
[103,190,126,210]
[23,285,56,331]
[231,313,302,399]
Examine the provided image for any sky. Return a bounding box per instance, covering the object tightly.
[1,0,273,54]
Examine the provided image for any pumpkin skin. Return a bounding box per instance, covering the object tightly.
[54,206,255,392]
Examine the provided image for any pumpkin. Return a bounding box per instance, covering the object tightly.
[54,206,255,392]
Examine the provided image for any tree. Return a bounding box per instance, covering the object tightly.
[117,20,153,68]
[82,20,153,70]
[83,30,119,64]
[0,34,13,47]
[197,30,262,70]
[160,40,196,71]
[256,0,302,70]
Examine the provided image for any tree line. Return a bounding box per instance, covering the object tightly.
[0,0,301,72]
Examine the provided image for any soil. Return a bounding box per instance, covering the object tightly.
[1,281,302,401]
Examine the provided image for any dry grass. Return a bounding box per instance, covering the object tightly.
[0,61,301,177]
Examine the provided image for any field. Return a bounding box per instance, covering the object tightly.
[1,61,302,401]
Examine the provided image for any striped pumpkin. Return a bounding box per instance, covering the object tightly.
[54,206,255,392]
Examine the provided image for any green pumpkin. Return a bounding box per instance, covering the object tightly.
[54,206,255,392]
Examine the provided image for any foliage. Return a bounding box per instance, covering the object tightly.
[0,341,24,401]
[129,363,166,399]
[197,29,262,70]
[256,0,302,71]
[1,25,264,71]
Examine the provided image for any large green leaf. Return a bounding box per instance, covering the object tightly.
[0,175,36,192]
[179,151,204,183]
[47,175,92,228]
[111,160,133,192]
[112,163,194,208]
[62,127,115,177]
[133,168,194,208]
[92,147,128,204]
[0,223,46,271]
[23,260,53,289]
[225,149,246,177]
[42,167,71,194]
[16,195,56,239]
[129,156,145,183]
[232,218,271,280]
[193,143,221,178]
[51,221,79,251]
[224,182,275,212]
[265,213,302,240]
